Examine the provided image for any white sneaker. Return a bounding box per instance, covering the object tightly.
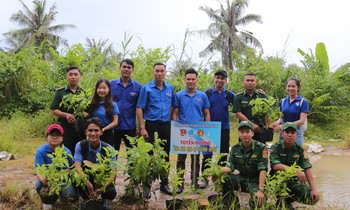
[42,204,53,210]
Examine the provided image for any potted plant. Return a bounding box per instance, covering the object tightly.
[249,97,281,142]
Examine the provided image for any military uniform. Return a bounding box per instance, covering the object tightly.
[222,139,268,207]
[270,141,314,204]
[50,85,85,154]
[232,89,268,143]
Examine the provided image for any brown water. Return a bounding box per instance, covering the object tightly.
[311,154,350,209]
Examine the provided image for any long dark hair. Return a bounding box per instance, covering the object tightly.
[89,78,114,120]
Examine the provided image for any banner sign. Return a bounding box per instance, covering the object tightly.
[170,120,221,155]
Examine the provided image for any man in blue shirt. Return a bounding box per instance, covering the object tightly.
[136,62,174,196]
[172,68,210,193]
[74,118,117,210]
[110,59,142,152]
[202,70,235,188]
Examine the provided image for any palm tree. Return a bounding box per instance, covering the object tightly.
[85,38,122,70]
[193,0,263,70]
[3,0,76,52]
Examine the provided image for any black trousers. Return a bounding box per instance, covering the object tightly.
[145,120,170,185]
[113,128,136,152]
[60,121,85,155]
[177,154,200,186]
[100,129,114,146]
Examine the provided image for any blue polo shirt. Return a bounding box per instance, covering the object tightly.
[173,89,210,121]
[137,80,174,122]
[279,95,309,122]
[208,87,235,129]
[91,102,120,127]
[34,144,73,167]
[110,78,142,130]
[74,141,116,163]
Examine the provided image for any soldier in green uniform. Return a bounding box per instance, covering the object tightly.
[270,122,319,207]
[221,121,268,208]
[232,72,268,144]
[50,66,86,155]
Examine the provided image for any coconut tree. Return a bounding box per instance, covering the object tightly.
[85,37,122,70]
[193,0,263,70]
[3,0,76,53]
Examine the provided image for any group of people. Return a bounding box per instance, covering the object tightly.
[35,58,318,209]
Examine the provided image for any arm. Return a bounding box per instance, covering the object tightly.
[36,170,48,186]
[235,112,260,131]
[272,117,283,131]
[272,163,308,183]
[102,115,118,132]
[305,168,319,203]
[136,107,148,139]
[172,108,179,120]
[294,112,307,126]
[203,108,210,121]
[221,166,232,173]
[75,161,95,196]
[255,170,266,205]
[52,109,76,124]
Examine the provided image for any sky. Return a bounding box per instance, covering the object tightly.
[1,0,349,70]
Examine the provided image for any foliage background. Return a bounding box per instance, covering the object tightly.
[1,39,350,154]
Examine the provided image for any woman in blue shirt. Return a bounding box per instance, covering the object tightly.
[272,76,308,146]
[88,79,119,146]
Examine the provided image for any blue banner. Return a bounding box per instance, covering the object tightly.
[170,120,221,155]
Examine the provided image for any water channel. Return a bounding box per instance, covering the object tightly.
[311,154,350,209]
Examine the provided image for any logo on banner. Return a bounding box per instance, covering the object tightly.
[197,130,204,137]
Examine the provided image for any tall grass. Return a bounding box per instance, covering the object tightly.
[0,109,54,155]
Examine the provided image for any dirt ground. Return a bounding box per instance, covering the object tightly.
[0,144,349,209]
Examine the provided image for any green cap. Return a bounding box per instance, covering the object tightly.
[238,121,254,130]
[282,122,297,130]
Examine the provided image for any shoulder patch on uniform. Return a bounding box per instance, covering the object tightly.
[236,91,244,95]
[257,89,266,95]
[262,149,268,159]
[56,86,65,90]
[303,150,308,159]
[293,154,300,158]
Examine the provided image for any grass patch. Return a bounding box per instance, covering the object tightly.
[0,181,40,209]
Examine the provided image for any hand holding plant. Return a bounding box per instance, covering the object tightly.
[249,97,281,129]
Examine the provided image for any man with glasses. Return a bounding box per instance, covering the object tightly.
[110,59,142,153]
[201,70,235,189]
[270,122,319,208]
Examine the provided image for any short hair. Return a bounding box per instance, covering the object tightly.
[120,58,134,68]
[66,66,80,73]
[286,76,301,89]
[153,62,166,68]
[86,117,103,130]
[184,68,198,77]
[244,72,256,77]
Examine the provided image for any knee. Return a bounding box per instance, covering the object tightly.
[103,185,117,200]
